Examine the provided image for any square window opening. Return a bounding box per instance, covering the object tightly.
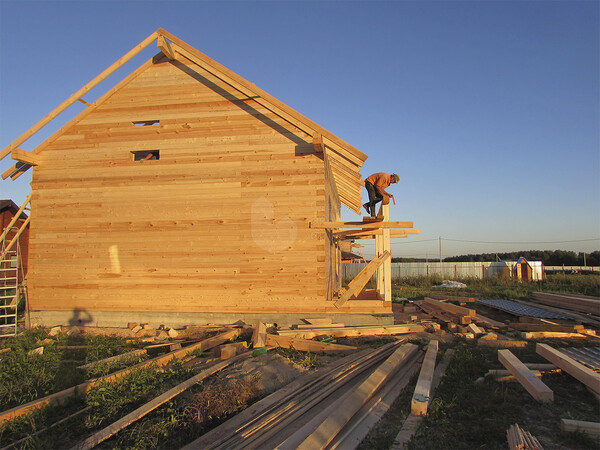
[133,120,160,126]
[132,150,160,161]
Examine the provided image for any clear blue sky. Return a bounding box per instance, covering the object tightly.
[1,0,598,259]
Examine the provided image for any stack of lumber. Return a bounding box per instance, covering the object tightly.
[506,423,544,450]
[530,292,600,315]
[420,297,476,325]
[183,340,422,449]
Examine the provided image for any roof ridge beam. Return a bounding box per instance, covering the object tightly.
[157,28,367,165]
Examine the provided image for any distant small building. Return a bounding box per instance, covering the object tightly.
[513,257,533,282]
[485,261,512,279]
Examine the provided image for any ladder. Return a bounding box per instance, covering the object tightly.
[0,231,20,337]
[0,195,31,337]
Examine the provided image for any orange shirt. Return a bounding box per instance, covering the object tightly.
[365,172,394,190]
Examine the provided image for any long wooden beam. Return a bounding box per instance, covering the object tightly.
[536,343,600,395]
[311,221,414,230]
[561,419,600,437]
[498,349,553,403]
[156,33,175,60]
[0,32,159,161]
[10,149,41,166]
[337,230,420,240]
[277,324,426,340]
[264,334,356,352]
[411,340,439,415]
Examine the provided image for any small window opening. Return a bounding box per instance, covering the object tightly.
[133,120,160,126]
[132,150,160,161]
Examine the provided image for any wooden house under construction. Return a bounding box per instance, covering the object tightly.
[0,30,418,327]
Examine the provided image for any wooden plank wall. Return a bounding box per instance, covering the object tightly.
[27,55,340,315]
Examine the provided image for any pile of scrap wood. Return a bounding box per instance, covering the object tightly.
[182,339,424,449]
[420,294,599,344]
[416,297,508,343]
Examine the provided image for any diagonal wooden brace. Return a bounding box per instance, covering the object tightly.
[334,250,390,308]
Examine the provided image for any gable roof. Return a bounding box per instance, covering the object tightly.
[1,29,367,212]
[0,200,28,219]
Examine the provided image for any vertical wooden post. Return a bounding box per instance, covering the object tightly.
[376,231,383,297]
[376,204,392,301]
[382,204,392,301]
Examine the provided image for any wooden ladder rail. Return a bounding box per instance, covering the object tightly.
[0,194,31,261]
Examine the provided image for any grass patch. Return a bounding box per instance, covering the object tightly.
[0,329,144,411]
[274,347,322,370]
[392,273,600,301]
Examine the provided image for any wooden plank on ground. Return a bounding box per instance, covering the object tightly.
[77,349,147,370]
[392,348,455,449]
[498,349,553,403]
[536,343,600,395]
[71,352,251,450]
[478,340,528,348]
[474,313,508,330]
[334,251,390,308]
[265,334,356,352]
[423,297,476,316]
[297,343,418,449]
[509,323,583,333]
[276,324,426,340]
[522,331,587,339]
[560,419,600,437]
[411,340,438,416]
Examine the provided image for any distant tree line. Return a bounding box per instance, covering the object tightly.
[392,250,600,266]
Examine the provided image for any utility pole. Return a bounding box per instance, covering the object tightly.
[439,236,443,278]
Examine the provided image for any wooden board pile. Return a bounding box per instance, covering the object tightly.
[422,293,599,344]
[530,292,600,315]
[182,340,423,449]
[506,423,544,450]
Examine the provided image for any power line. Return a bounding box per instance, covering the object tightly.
[443,238,600,244]
[358,237,600,247]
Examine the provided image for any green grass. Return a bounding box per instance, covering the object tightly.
[392,273,600,301]
[0,328,144,411]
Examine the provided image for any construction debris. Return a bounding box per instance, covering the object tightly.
[507,423,544,450]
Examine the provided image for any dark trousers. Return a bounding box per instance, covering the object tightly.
[365,181,384,215]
